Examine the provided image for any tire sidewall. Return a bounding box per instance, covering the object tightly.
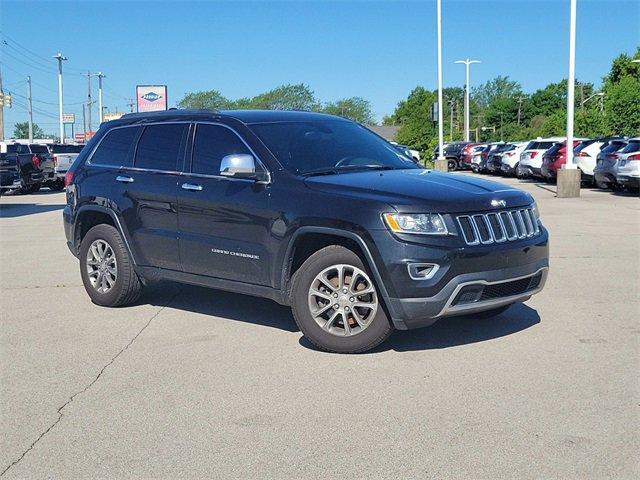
[291,246,392,353]
[79,225,128,306]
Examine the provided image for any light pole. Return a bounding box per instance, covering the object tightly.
[435,0,446,171]
[27,76,33,142]
[97,72,106,124]
[557,0,580,198]
[53,52,67,143]
[454,58,480,142]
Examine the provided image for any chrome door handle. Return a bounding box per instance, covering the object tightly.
[116,175,134,183]
[181,183,203,191]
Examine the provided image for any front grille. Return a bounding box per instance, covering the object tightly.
[452,272,543,306]
[457,207,540,245]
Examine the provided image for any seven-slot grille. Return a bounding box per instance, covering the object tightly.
[457,207,539,246]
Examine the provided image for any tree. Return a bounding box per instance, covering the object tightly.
[472,76,522,109]
[13,122,44,139]
[322,97,374,124]
[177,90,231,110]
[604,75,640,135]
[249,83,318,111]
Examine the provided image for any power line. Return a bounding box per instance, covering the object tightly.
[0,49,57,75]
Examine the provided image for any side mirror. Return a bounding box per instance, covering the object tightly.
[220,154,257,179]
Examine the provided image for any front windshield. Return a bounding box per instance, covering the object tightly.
[248,120,419,175]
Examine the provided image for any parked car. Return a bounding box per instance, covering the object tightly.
[433,142,474,170]
[469,144,487,172]
[28,143,58,190]
[0,142,45,193]
[461,144,484,170]
[431,143,450,160]
[475,143,504,174]
[486,143,513,174]
[390,142,420,163]
[615,138,640,192]
[573,137,627,184]
[517,138,564,178]
[500,142,529,176]
[540,139,583,182]
[49,144,85,189]
[63,109,549,353]
[593,140,629,190]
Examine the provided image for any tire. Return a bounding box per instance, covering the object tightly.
[48,179,65,191]
[79,224,142,307]
[447,159,457,171]
[290,245,393,353]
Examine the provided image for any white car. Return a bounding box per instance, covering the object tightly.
[615,138,640,191]
[49,144,84,181]
[573,137,625,182]
[500,142,529,176]
[517,137,564,178]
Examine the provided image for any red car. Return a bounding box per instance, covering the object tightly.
[459,143,480,169]
[540,140,582,181]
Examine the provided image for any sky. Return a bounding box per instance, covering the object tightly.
[1,0,638,136]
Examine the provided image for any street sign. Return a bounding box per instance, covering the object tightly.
[74,131,96,143]
[136,85,168,112]
[431,102,439,122]
[62,113,75,124]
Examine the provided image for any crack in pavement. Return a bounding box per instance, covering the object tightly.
[0,290,180,477]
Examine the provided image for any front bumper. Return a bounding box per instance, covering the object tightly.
[388,262,548,329]
[369,227,550,330]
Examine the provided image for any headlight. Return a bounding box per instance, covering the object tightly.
[383,213,448,235]
[531,202,540,220]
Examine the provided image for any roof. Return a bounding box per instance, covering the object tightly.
[117,108,346,125]
[367,125,400,141]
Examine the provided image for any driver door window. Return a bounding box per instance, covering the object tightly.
[191,124,251,176]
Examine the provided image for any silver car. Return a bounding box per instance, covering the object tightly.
[593,139,628,190]
[615,138,640,191]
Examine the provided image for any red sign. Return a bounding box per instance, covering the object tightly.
[136,85,168,112]
[74,131,96,143]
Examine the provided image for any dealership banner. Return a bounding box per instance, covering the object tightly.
[136,85,168,112]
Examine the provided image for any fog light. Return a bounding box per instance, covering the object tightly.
[408,263,439,280]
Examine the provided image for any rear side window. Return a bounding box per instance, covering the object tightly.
[134,124,187,172]
[601,141,626,154]
[6,144,18,153]
[51,144,84,154]
[620,141,640,153]
[191,124,251,176]
[30,145,49,154]
[91,126,140,167]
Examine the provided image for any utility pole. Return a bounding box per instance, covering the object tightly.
[516,96,524,125]
[85,71,93,133]
[82,103,87,138]
[97,72,106,124]
[448,99,455,141]
[435,0,446,170]
[127,98,135,113]
[27,76,34,142]
[0,64,4,141]
[454,58,481,142]
[53,53,67,144]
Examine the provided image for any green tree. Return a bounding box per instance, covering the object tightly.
[322,97,374,124]
[13,122,44,139]
[177,90,231,110]
[604,75,640,135]
[472,76,522,109]
[248,83,318,111]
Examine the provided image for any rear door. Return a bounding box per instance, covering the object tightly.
[116,122,188,271]
[177,122,275,286]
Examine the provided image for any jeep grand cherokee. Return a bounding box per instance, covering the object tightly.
[63,110,549,353]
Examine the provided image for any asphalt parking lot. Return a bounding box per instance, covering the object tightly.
[1,175,638,479]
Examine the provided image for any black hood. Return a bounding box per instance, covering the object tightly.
[304,169,533,213]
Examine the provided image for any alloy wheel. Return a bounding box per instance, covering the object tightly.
[86,239,117,293]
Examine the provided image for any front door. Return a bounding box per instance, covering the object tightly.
[177,123,275,286]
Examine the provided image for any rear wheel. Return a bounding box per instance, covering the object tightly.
[447,159,457,171]
[79,224,142,307]
[290,245,393,353]
[48,179,65,191]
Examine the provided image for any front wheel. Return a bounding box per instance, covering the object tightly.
[447,159,457,171]
[290,245,393,353]
[79,224,142,307]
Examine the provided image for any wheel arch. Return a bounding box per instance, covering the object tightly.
[73,205,138,266]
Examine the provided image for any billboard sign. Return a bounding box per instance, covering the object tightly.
[136,85,168,112]
[62,113,75,124]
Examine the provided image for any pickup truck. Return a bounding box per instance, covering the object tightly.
[49,144,84,191]
[0,142,46,193]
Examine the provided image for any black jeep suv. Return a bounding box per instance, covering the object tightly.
[63,110,549,353]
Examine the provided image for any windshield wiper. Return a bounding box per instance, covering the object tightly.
[301,164,396,177]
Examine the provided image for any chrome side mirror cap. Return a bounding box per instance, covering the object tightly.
[220,154,257,178]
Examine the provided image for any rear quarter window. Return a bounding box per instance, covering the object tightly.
[90,126,140,167]
[620,141,640,153]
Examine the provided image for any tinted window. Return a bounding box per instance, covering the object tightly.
[29,145,49,154]
[601,141,626,154]
[544,144,562,157]
[620,140,640,153]
[6,144,18,153]
[51,144,84,153]
[91,127,140,167]
[191,124,251,176]
[135,124,186,172]
[249,120,418,175]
